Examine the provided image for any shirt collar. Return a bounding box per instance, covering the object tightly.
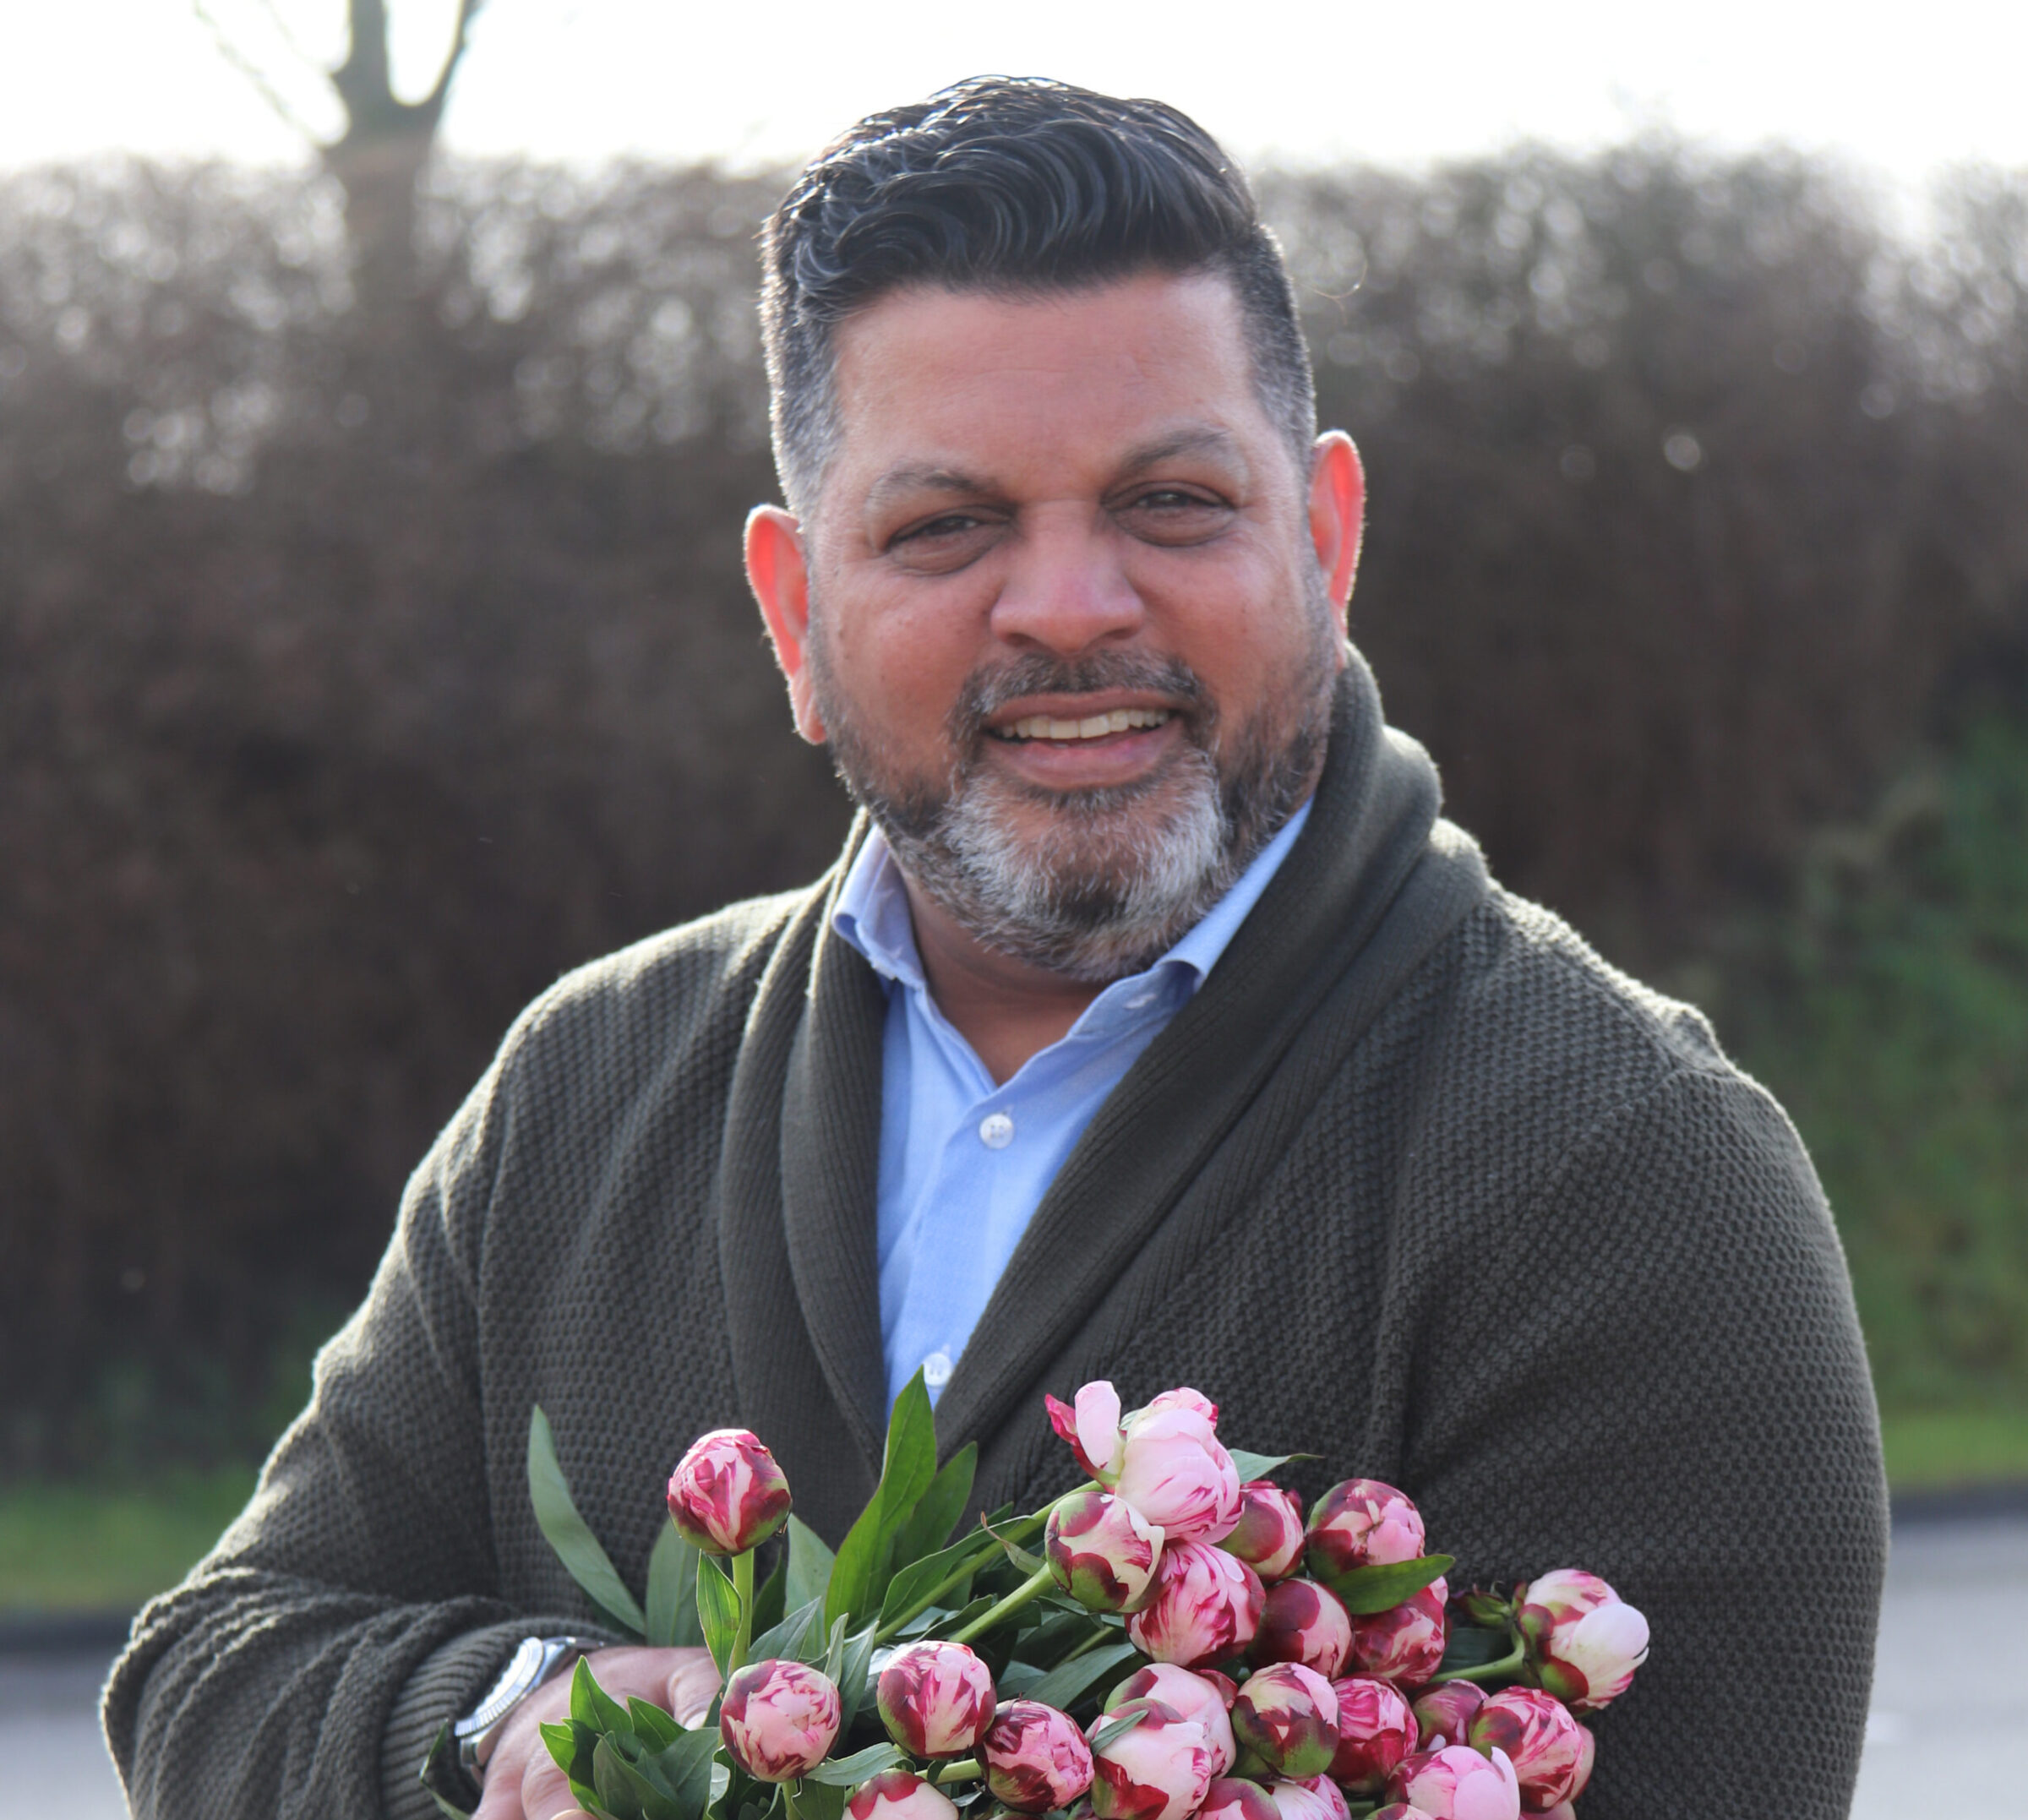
[831,795,1313,1002]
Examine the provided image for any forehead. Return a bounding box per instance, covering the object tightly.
[824,271,1273,488]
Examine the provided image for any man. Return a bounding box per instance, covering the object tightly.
[106,79,1886,1820]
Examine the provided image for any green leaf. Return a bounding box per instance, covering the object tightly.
[820,1613,850,1681]
[1226,1449,1311,1482]
[573,1657,638,1738]
[1090,1707,1150,1751]
[528,1406,648,1637]
[1021,1639,1142,1711]
[1321,1554,1455,1616]
[593,1734,651,1820]
[892,1443,977,1569]
[833,1622,879,1732]
[802,1742,906,1787]
[788,1780,849,1820]
[648,1726,723,1820]
[827,1371,939,1629]
[697,1552,745,1678]
[748,1594,826,1670]
[786,1515,837,1614]
[628,1698,684,1751]
[540,1718,606,1813]
[647,1521,704,1648]
[981,1512,1044,1576]
[876,1527,999,1632]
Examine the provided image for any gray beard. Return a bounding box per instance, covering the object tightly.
[812,616,1338,984]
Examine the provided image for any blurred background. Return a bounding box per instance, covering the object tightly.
[3,0,2026,1627]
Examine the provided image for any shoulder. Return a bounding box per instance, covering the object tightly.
[489,884,817,1111]
[1395,874,1813,1214]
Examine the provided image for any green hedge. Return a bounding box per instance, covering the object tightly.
[1719,715,2028,1414]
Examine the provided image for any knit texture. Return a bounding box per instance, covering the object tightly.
[104,655,1887,1820]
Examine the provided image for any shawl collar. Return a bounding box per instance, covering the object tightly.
[716,652,1487,1540]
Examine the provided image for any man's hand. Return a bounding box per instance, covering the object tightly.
[472,1644,721,1820]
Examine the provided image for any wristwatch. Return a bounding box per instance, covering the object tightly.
[452,1635,588,1776]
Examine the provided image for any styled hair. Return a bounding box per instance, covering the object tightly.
[758,76,1317,515]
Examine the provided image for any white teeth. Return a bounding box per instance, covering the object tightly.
[1002,707,1172,742]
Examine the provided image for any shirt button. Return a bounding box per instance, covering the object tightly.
[923,1351,953,1388]
[979,1111,1015,1149]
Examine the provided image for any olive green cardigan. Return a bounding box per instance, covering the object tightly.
[105,653,1887,1820]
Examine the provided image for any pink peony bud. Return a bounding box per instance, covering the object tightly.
[1230,1662,1340,1779]
[1147,1387,1220,1423]
[1327,1676,1418,1795]
[1115,1402,1243,1545]
[982,1700,1095,1812]
[1386,1745,1521,1820]
[1126,1541,1265,1667]
[1305,1481,1426,1592]
[1047,1486,1165,1613]
[1224,1483,1308,1583]
[1251,1578,1354,1678]
[1467,1689,1593,1811]
[1266,1774,1351,1820]
[876,1640,997,1757]
[1409,1683,1485,1751]
[1197,1778,1280,1820]
[1514,1572,1649,1715]
[1346,1578,1447,1687]
[1048,1381,1126,1481]
[847,1770,961,1820]
[1086,1698,1218,1820]
[1106,1664,1237,1774]
[719,1658,841,1782]
[666,1428,792,1556]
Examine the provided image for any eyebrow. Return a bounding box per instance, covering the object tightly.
[863,424,1250,515]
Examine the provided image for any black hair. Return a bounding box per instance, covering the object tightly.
[759,76,1317,512]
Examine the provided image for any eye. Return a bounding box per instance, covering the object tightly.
[1117,487,1231,543]
[892,511,984,543]
[885,508,1003,574]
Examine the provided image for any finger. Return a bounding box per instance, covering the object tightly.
[521,1748,581,1820]
[668,1653,722,1728]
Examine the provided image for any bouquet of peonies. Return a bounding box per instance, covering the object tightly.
[503,1376,1647,1820]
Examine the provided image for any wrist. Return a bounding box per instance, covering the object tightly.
[454,1635,588,1782]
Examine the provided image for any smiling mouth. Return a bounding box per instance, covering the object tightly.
[989,707,1175,744]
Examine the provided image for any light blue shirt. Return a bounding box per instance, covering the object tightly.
[831,799,1312,1410]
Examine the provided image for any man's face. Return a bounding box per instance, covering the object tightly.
[749,270,1363,980]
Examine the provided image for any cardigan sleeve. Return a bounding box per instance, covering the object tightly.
[101,1043,607,1820]
[1395,1065,1889,1820]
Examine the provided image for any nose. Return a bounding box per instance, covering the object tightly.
[986,509,1146,656]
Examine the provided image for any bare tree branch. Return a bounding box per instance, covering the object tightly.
[250,0,315,67]
[418,0,488,119]
[190,0,324,146]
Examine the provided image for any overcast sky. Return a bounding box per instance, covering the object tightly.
[4,0,2023,210]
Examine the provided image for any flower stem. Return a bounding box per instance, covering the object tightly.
[1425,1626,1526,1686]
[874,1505,1057,1645]
[729,1547,755,1677]
[948,1561,1055,1648]
[931,1759,983,1786]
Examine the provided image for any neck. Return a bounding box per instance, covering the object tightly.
[898,880,1109,1086]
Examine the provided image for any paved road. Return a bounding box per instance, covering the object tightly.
[8,1516,2025,1817]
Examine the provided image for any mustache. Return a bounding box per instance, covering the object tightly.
[946,651,1211,748]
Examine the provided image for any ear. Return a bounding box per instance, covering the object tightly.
[744,504,827,745]
[1307,432,1366,634]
